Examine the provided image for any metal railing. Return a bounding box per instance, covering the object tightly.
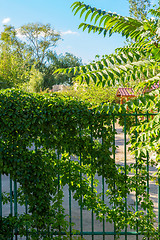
[0,112,159,240]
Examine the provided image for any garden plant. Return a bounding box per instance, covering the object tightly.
[1,1,160,240]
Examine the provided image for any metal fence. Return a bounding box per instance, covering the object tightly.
[0,112,159,240]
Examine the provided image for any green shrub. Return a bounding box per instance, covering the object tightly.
[56,82,117,106]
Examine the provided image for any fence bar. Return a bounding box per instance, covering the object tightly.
[91,177,94,240]
[79,128,83,239]
[102,175,105,240]
[57,151,60,230]
[69,153,72,239]
[158,108,160,238]
[101,121,105,240]
[35,142,39,237]
[146,112,150,240]
[113,116,116,240]
[112,115,116,164]
[45,230,143,236]
[101,120,105,240]
[10,176,13,240]
[75,231,141,235]
[135,113,138,240]
[101,113,157,117]
[10,177,13,216]
[0,173,2,217]
[91,126,94,240]
[158,177,160,237]
[57,150,62,239]
[14,179,18,240]
[124,114,127,240]
[146,112,150,197]
[25,197,28,240]
[80,155,83,239]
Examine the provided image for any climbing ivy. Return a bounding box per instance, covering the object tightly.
[0,89,158,239]
[0,89,115,239]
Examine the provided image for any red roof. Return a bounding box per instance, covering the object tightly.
[151,82,159,90]
[116,88,135,97]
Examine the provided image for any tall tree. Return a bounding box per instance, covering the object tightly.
[55,2,160,89]
[0,47,30,89]
[0,23,83,89]
[19,23,61,67]
[0,23,82,89]
[42,52,82,88]
[0,23,61,67]
[0,26,30,89]
[0,25,26,58]
[128,0,151,20]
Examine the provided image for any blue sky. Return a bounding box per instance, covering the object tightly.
[0,0,158,63]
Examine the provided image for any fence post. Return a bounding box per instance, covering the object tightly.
[68,150,72,240]
[91,124,94,240]
[25,196,28,240]
[124,112,127,240]
[135,111,139,240]
[10,177,13,216]
[14,179,18,240]
[79,126,83,239]
[101,119,105,240]
[10,177,14,240]
[0,173,2,217]
[113,115,116,240]
[158,177,160,237]
[146,111,150,240]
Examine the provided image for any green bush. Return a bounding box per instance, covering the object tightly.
[56,82,117,106]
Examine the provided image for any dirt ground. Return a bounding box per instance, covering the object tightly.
[1,124,158,240]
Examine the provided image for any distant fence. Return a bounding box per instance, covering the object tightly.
[0,111,159,240]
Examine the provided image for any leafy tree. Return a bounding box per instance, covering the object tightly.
[0,23,81,89]
[57,52,82,68]
[55,2,160,90]
[54,52,82,85]
[128,0,151,20]
[0,23,61,66]
[19,23,61,67]
[42,52,82,89]
[0,25,35,89]
[0,25,24,56]
[21,66,44,93]
[0,44,30,89]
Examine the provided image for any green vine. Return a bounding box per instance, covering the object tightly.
[0,89,158,239]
